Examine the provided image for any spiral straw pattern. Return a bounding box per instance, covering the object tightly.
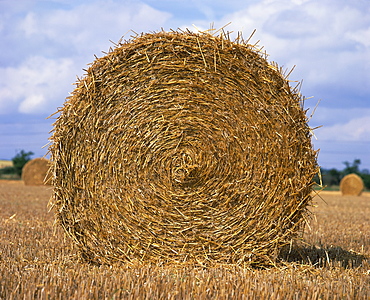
[49,30,318,266]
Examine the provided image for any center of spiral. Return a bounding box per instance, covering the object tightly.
[171,152,199,186]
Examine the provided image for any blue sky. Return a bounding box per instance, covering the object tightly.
[0,0,369,170]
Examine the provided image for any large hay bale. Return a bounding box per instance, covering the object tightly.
[22,158,51,186]
[49,30,318,266]
[340,173,364,196]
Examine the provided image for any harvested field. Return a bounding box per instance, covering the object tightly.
[0,160,12,169]
[1,180,369,299]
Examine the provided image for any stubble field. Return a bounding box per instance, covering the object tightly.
[0,180,369,299]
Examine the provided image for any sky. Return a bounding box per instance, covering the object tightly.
[0,0,369,171]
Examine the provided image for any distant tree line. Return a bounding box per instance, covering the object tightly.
[315,159,370,190]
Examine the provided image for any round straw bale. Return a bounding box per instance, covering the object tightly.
[49,30,318,266]
[340,173,364,196]
[22,158,52,186]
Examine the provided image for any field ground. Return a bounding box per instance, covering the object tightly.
[0,161,19,180]
[0,160,12,169]
[0,180,369,299]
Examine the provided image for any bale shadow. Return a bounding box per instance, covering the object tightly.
[279,244,368,268]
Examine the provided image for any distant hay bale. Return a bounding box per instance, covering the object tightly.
[340,173,364,196]
[49,30,318,266]
[22,158,51,186]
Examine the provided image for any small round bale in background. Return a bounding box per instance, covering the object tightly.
[340,173,364,196]
[49,30,318,266]
[22,158,51,186]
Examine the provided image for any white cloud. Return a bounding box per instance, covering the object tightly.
[0,56,77,114]
[1,0,171,115]
[17,0,171,55]
[310,107,370,127]
[19,94,46,114]
[199,0,370,98]
[347,27,370,48]
[315,116,370,142]
[19,11,38,36]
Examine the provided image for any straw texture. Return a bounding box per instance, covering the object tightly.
[340,173,364,196]
[22,158,51,186]
[49,30,318,266]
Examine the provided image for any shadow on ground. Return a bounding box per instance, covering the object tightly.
[279,244,368,268]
